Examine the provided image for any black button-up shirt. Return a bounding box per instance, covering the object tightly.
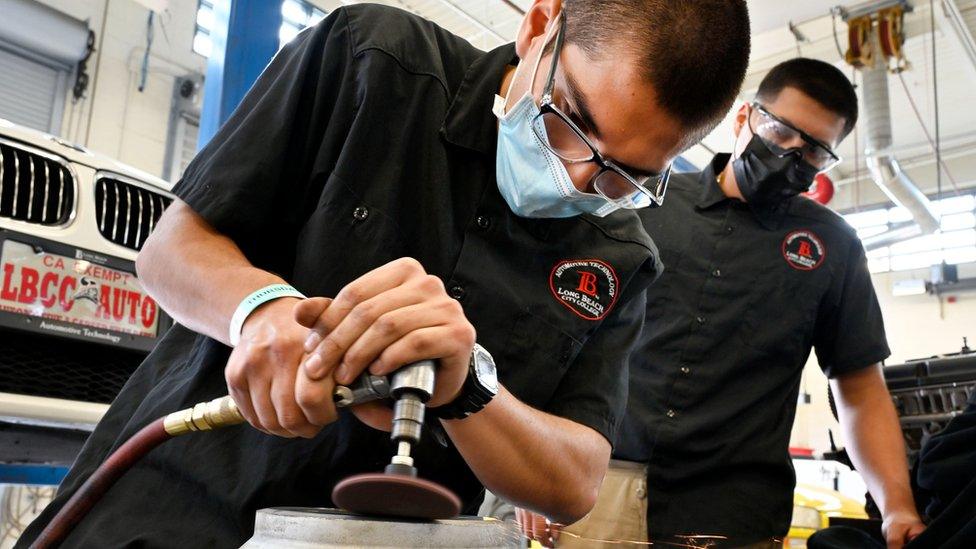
[20,6,661,548]
[614,154,890,544]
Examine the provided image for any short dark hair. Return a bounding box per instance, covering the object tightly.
[757,58,859,140]
[564,0,751,145]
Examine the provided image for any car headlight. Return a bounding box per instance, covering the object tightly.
[791,505,822,530]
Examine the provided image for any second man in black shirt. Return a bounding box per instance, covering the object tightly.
[523,59,927,548]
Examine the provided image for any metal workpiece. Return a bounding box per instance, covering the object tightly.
[242,508,521,548]
[333,374,391,407]
[163,396,245,436]
[390,360,436,401]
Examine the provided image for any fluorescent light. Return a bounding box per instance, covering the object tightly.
[892,279,928,296]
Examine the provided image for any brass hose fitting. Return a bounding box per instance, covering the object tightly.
[163,396,245,436]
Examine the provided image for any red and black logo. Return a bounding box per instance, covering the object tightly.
[782,230,826,271]
[549,259,619,321]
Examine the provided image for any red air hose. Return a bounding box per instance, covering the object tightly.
[31,420,171,548]
[29,396,244,548]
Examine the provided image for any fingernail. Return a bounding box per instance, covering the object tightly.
[305,354,323,378]
[336,363,350,384]
[304,331,321,353]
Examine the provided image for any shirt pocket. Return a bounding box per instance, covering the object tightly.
[495,307,584,410]
[736,268,832,357]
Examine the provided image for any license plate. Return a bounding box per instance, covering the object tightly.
[0,239,159,340]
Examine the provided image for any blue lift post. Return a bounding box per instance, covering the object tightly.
[199,0,283,149]
[0,464,70,485]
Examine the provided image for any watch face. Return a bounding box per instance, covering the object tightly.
[473,347,499,394]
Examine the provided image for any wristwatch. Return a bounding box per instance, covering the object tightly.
[431,343,498,420]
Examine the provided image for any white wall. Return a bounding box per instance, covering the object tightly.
[791,263,976,452]
[35,0,205,180]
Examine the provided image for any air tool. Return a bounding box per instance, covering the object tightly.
[32,360,459,549]
[332,359,462,520]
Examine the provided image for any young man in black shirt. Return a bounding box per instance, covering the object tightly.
[522,59,927,548]
[19,1,752,547]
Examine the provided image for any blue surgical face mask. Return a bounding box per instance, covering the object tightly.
[493,26,619,219]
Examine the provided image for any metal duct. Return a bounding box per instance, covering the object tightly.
[861,50,941,245]
[861,222,922,249]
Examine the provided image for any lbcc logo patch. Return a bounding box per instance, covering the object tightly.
[549,259,619,321]
[782,230,826,271]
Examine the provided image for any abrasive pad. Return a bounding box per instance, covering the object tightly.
[332,473,461,520]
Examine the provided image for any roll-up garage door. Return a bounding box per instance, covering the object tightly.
[0,0,90,135]
[0,47,67,132]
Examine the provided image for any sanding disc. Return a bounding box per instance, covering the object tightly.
[332,473,461,520]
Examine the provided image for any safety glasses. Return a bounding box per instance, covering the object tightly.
[749,103,842,172]
[530,15,671,208]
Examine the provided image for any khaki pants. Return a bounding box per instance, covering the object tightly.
[557,460,649,548]
[556,461,782,549]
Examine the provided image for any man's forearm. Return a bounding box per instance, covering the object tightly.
[441,386,610,524]
[137,200,285,344]
[832,366,916,517]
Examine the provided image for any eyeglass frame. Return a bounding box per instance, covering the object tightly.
[748,102,842,172]
[531,14,672,208]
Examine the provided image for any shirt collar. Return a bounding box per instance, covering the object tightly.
[695,153,732,210]
[440,43,519,155]
[695,153,789,231]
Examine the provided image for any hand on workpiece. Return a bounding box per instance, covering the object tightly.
[296,257,475,430]
[226,296,338,439]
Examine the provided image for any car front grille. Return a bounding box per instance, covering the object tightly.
[95,175,172,251]
[0,140,75,226]
[0,328,145,404]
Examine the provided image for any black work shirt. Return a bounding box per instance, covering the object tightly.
[19,6,660,548]
[614,154,889,545]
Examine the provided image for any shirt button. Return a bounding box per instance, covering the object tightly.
[711,268,722,278]
[680,366,691,375]
[449,285,466,300]
[666,409,677,418]
[476,216,491,230]
[352,206,370,222]
[695,316,706,326]
[635,486,647,499]
[725,225,734,234]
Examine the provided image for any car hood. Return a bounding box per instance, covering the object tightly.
[0,118,174,192]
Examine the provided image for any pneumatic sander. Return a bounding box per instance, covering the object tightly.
[330,359,462,520]
[31,360,460,548]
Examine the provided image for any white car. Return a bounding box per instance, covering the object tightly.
[0,118,174,432]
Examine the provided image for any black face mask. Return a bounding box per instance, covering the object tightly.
[732,135,820,210]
